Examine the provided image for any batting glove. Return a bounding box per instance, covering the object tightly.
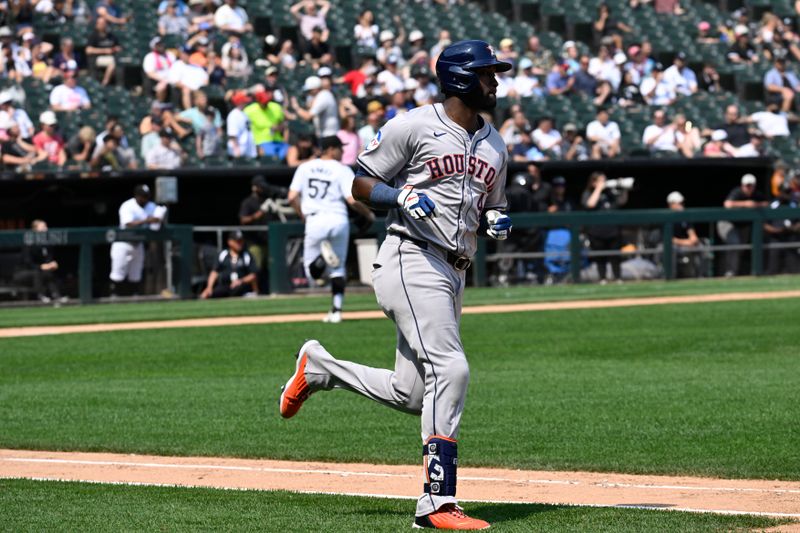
[397,187,437,220]
[486,210,512,240]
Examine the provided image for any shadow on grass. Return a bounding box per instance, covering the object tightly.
[468,502,561,524]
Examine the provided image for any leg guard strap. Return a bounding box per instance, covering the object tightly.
[423,436,457,497]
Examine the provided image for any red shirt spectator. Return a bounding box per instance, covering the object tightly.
[32,111,66,166]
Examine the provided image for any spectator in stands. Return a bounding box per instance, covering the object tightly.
[376,54,404,95]
[197,106,222,158]
[32,111,65,167]
[548,176,573,212]
[20,32,52,81]
[699,62,722,93]
[711,104,749,147]
[412,66,438,105]
[86,17,120,86]
[702,129,735,157]
[673,114,702,158]
[291,0,330,44]
[532,116,561,157]
[353,9,378,51]
[221,39,250,78]
[200,230,258,298]
[764,56,800,113]
[623,44,651,85]
[90,135,136,170]
[376,29,404,68]
[18,219,67,304]
[177,89,221,134]
[499,106,530,146]
[573,55,599,103]
[581,171,628,284]
[291,75,339,138]
[747,101,790,138]
[696,21,719,44]
[0,93,33,140]
[168,45,209,109]
[339,56,375,98]
[157,0,187,15]
[510,127,546,162]
[618,69,644,107]
[586,108,621,159]
[429,29,451,70]
[589,44,621,92]
[244,87,288,161]
[523,35,553,76]
[559,123,589,161]
[227,90,256,159]
[728,25,759,64]
[593,3,632,51]
[204,49,226,85]
[52,37,83,78]
[513,57,543,98]
[755,12,782,59]
[303,26,333,68]
[663,52,697,96]
[495,65,516,100]
[159,0,190,37]
[140,101,189,138]
[145,130,185,169]
[734,129,767,157]
[764,182,800,274]
[1,120,45,169]
[49,70,91,112]
[66,125,96,165]
[94,0,129,26]
[336,115,360,165]
[143,37,174,102]
[655,0,683,15]
[719,173,768,277]
[187,0,214,29]
[546,61,574,96]
[285,132,317,166]
[214,0,252,35]
[561,40,580,73]
[640,63,676,106]
[140,116,163,161]
[497,38,518,68]
[406,30,429,71]
[642,109,678,154]
[357,100,383,148]
[385,86,414,119]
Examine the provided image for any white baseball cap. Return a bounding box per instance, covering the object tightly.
[39,110,57,125]
[666,191,684,205]
[734,24,749,37]
[379,30,395,43]
[317,66,332,77]
[562,40,576,50]
[303,75,322,91]
[741,173,757,185]
[403,78,419,91]
[409,30,424,43]
[518,57,533,70]
[711,129,728,141]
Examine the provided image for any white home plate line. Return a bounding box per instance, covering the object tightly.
[4,476,800,520]
[2,457,797,495]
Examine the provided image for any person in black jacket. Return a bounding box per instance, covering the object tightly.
[199,230,258,298]
[18,219,66,303]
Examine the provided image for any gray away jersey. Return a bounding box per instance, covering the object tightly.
[357,103,508,258]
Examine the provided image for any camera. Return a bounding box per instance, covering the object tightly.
[605,177,635,190]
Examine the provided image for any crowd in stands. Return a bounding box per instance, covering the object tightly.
[0,1,797,173]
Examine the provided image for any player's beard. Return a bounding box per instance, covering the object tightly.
[460,87,496,111]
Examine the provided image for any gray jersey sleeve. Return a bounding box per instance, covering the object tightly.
[485,151,508,212]
[356,114,413,184]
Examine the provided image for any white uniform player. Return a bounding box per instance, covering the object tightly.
[109,184,165,296]
[288,136,374,322]
[280,41,512,530]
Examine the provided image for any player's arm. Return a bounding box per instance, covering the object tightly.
[200,270,218,299]
[353,174,436,219]
[287,189,304,221]
[484,156,512,240]
[345,195,375,222]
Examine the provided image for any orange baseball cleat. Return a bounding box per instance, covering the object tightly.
[279,341,315,419]
[413,504,490,530]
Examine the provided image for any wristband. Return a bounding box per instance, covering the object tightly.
[368,181,402,209]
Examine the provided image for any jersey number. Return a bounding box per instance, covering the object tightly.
[308,179,332,199]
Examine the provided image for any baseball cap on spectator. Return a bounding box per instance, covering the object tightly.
[675,51,687,62]
[409,30,424,43]
[228,229,244,241]
[627,45,640,58]
[386,54,399,65]
[159,129,173,139]
[320,135,344,150]
[0,92,13,106]
[317,66,332,78]
[500,38,513,49]
[149,36,162,49]
[404,78,419,91]
[22,31,35,42]
[189,0,203,5]
[734,24,749,37]
[562,40,576,51]
[134,184,151,197]
[311,25,324,34]
[652,62,664,71]
[264,34,278,47]
[552,176,567,187]
[0,115,15,129]
[379,30,395,43]
[39,111,57,125]
[711,129,728,141]
[741,173,757,186]
[254,89,272,104]
[303,75,322,91]
[366,100,384,113]
[698,21,711,31]
[563,123,578,133]
[265,65,279,76]
[0,27,13,38]
[518,57,533,70]
[64,59,78,71]
[614,52,627,65]
[666,191,684,204]
[231,90,251,106]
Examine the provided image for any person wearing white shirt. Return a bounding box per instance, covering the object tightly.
[586,108,621,158]
[109,184,166,296]
[290,0,330,43]
[168,46,209,109]
[49,71,91,112]
[642,109,678,152]
[748,103,790,138]
[588,46,621,91]
[142,37,175,101]
[214,0,252,34]
[227,91,257,158]
[376,58,404,95]
[513,57,543,98]
[291,75,340,137]
[145,131,185,169]
[662,52,698,96]
[0,95,34,139]
[353,9,378,50]
[640,68,676,106]
[532,117,562,156]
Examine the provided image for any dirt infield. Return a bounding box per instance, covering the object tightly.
[1,449,799,524]
[1,289,799,338]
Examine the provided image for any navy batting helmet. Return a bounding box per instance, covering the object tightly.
[436,40,512,95]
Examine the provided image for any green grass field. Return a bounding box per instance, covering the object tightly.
[1,279,798,530]
[1,275,798,328]
[0,479,785,532]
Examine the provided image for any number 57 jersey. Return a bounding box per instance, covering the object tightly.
[289,158,355,220]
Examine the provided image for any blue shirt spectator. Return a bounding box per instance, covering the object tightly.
[764,62,800,91]
[546,63,574,95]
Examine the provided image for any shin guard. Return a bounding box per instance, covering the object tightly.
[423,436,457,497]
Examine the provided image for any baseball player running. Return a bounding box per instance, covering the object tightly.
[280,41,512,529]
[288,135,375,323]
